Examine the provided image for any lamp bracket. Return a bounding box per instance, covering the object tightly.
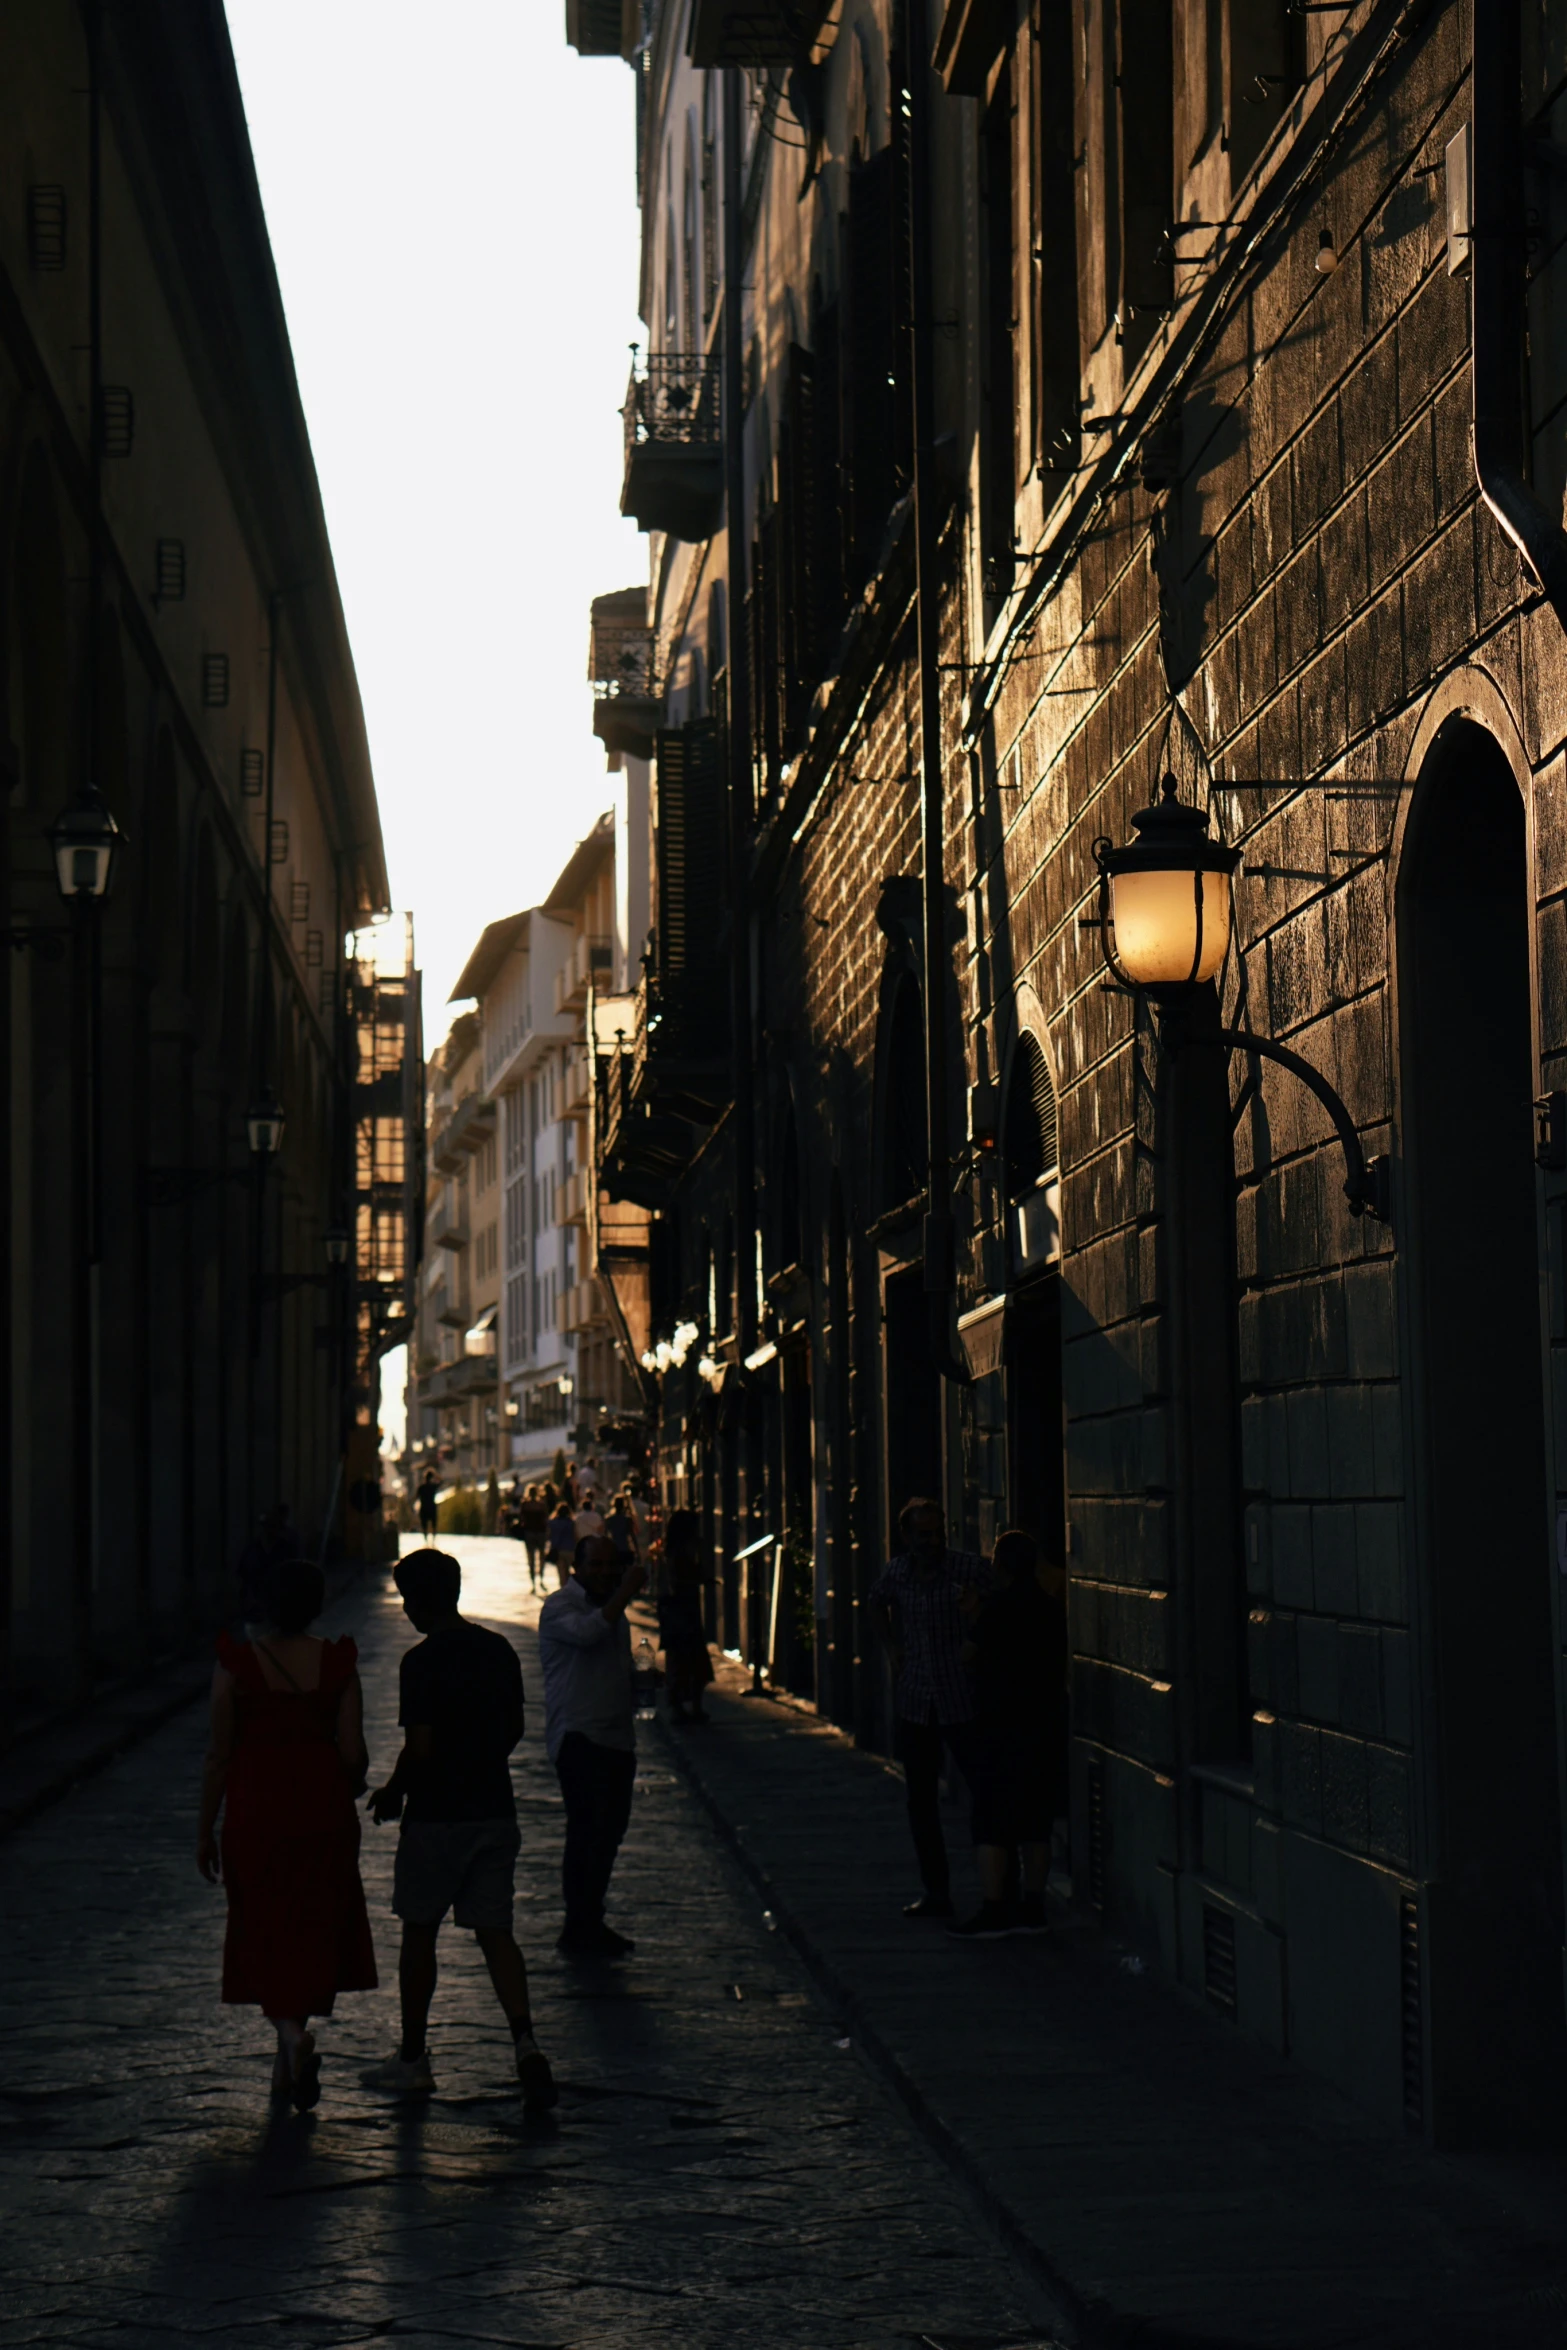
[1215,1026,1391,1224]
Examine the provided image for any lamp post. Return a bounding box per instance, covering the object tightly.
[51,785,125,1693]
[1092,776,1391,1223]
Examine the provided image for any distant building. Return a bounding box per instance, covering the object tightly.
[436,802,651,1488]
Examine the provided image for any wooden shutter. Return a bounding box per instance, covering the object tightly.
[654,720,726,999]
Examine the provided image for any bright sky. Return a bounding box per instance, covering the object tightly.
[225,3,646,1029]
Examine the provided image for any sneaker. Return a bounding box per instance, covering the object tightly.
[556,1922,635,1959]
[947,1902,1014,1940]
[513,2038,559,2113]
[362,2048,436,2095]
[1013,1894,1050,1936]
[902,1892,956,1920]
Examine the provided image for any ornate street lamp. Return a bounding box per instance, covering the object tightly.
[1092,775,1390,1223]
[48,788,124,902]
[246,1090,285,1157]
[1093,776,1239,990]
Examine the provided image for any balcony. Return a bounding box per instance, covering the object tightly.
[554,932,614,1016]
[561,1047,593,1122]
[562,1166,592,1229]
[557,1278,603,1336]
[688,0,830,64]
[589,591,661,760]
[565,0,636,55]
[430,1198,468,1252]
[621,352,722,541]
[596,967,730,1212]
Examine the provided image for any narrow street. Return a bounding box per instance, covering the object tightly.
[0,1540,1055,2350]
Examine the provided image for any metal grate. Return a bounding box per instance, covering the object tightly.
[201,654,229,708]
[268,819,289,865]
[290,880,310,923]
[319,969,336,1016]
[99,385,134,457]
[26,184,67,271]
[305,930,323,969]
[1400,1896,1423,2130]
[154,538,185,602]
[1086,1754,1105,1908]
[240,748,264,797]
[1203,1903,1238,2014]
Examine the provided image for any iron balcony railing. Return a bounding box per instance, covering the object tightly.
[589,620,658,704]
[622,349,721,462]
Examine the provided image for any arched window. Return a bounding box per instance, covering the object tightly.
[880,975,927,1211]
[1004,1031,1060,1272]
[1003,1032,1059,1202]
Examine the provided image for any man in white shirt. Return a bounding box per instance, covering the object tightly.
[537,1533,645,1957]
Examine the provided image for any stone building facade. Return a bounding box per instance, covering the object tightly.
[1,3,399,1716]
[572,0,1567,2144]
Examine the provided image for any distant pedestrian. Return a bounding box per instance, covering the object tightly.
[546,1497,578,1587]
[656,1508,712,1725]
[417,1471,439,1542]
[519,1484,550,1593]
[538,1533,645,1957]
[196,1560,377,2111]
[572,1494,606,1546]
[483,1469,501,1536]
[870,1497,989,1921]
[605,1491,639,1567]
[948,1528,1064,1939]
[363,1549,557,2112]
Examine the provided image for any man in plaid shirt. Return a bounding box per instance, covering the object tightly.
[870,1496,989,1919]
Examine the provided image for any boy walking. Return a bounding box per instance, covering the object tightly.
[365,1548,556,2111]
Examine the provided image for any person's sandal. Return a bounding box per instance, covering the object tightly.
[291,2032,322,2112]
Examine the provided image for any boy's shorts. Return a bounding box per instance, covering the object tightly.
[393,1818,521,1931]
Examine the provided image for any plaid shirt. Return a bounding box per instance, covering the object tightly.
[869,1549,989,1726]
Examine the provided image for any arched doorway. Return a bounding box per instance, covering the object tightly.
[1399,718,1566,2143]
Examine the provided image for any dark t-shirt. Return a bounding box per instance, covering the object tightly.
[398,1620,524,1823]
[972,1577,1066,1733]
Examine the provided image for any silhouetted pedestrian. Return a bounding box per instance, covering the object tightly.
[949,1527,1064,1939]
[416,1471,439,1542]
[657,1508,712,1725]
[197,1560,376,2110]
[538,1534,645,1957]
[870,1497,988,1921]
[364,1548,557,2112]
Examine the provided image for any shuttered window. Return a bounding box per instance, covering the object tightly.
[654,721,727,999]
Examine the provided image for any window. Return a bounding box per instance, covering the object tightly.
[1032,0,1080,475]
[981,56,1018,588]
[880,975,927,1213]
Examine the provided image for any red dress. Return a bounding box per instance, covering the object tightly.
[217,1632,378,2016]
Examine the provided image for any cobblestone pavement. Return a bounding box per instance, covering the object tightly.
[0,1540,1059,2350]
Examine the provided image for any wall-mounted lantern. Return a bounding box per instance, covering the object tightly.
[246,1090,285,1157]
[324,1225,350,1266]
[1092,775,1391,1224]
[48,789,124,901]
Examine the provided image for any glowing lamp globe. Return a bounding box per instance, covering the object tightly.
[1093,777,1240,991]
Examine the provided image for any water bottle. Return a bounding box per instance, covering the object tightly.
[635,1634,657,1722]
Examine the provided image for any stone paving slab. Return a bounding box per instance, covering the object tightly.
[654,1647,1567,2350]
[0,1541,1060,2350]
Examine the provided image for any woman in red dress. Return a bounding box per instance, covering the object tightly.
[197,1560,378,2109]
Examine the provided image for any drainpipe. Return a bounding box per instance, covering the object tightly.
[1471,1,1567,629]
[907,0,970,1386]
